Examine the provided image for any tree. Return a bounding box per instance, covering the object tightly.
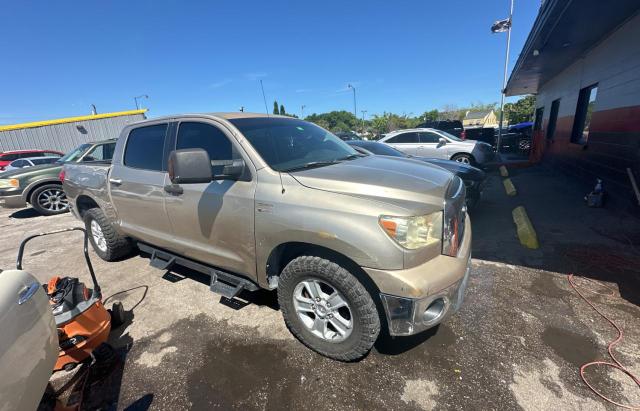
[305,111,358,132]
[280,104,286,115]
[503,95,535,124]
[273,101,279,115]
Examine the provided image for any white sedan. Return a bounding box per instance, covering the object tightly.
[4,156,61,172]
[379,128,496,166]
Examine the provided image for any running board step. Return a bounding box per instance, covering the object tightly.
[209,270,249,299]
[139,243,259,299]
[149,250,176,270]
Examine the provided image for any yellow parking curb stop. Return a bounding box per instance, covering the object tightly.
[499,165,509,177]
[503,178,517,196]
[512,206,539,249]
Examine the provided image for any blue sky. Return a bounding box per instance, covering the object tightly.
[0,1,539,124]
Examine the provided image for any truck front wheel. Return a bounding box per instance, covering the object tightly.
[277,256,380,361]
[84,208,134,261]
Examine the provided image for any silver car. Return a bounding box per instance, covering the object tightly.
[379,128,496,166]
[4,156,61,172]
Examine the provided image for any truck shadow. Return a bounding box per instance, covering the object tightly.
[9,208,41,219]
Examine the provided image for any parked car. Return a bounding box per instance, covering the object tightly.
[496,122,533,154]
[334,131,361,141]
[0,139,115,215]
[379,128,496,167]
[347,140,486,208]
[0,269,58,411]
[416,120,465,139]
[63,113,471,361]
[4,156,61,172]
[0,149,63,172]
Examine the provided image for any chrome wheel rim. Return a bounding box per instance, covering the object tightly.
[90,220,108,252]
[455,156,471,164]
[293,279,353,342]
[37,188,68,212]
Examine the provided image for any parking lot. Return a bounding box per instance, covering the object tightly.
[2,165,639,410]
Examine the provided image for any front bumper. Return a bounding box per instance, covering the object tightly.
[379,258,470,336]
[0,192,26,208]
[363,214,472,336]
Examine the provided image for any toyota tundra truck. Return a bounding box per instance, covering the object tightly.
[63,113,471,361]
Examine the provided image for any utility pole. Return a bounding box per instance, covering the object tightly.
[492,0,514,154]
[301,104,306,119]
[134,94,149,110]
[348,84,357,124]
[361,110,367,134]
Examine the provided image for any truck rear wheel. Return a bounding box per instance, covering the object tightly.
[277,256,380,361]
[84,208,134,261]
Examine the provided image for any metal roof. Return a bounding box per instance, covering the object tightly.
[505,0,640,96]
[0,109,148,132]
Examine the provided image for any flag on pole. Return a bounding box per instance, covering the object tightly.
[491,18,511,33]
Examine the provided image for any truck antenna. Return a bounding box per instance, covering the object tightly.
[260,80,269,116]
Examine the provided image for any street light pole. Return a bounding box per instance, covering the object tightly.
[134,94,149,110]
[361,110,367,134]
[348,84,357,124]
[495,0,514,154]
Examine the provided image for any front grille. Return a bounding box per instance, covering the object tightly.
[442,176,466,256]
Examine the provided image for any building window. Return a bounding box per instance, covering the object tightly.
[571,84,598,144]
[533,107,544,132]
[546,99,560,140]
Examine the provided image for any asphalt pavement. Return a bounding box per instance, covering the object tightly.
[1,165,638,410]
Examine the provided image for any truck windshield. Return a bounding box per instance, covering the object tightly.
[229,118,359,172]
[56,143,92,163]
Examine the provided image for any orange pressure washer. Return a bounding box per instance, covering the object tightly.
[17,227,124,372]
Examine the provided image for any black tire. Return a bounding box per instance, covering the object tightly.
[29,183,69,216]
[84,208,134,261]
[277,256,380,361]
[110,301,126,327]
[451,153,474,165]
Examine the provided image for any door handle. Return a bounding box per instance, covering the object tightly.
[18,282,40,305]
[109,178,122,186]
[164,184,184,195]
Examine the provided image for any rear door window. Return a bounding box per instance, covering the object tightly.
[176,122,233,175]
[124,124,168,171]
[387,132,419,143]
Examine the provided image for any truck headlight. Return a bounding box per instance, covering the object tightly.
[0,179,19,189]
[379,212,443,249]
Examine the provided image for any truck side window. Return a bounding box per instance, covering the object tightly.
[176,122,233,175]
[124,124,168,171]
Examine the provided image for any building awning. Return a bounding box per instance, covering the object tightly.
[0,109,148,132]
[506,0,640,96]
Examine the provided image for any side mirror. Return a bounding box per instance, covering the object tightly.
[438,137,447,145]
[168,148,212,184]
[214,158,245,180]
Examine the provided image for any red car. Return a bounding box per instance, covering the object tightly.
[0,150,64,172]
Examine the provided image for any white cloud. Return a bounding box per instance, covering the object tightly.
[209,79,232,89]
[244,72,267,81]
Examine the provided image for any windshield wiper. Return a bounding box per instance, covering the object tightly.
[281,160,341,172]
[338,154,363,161]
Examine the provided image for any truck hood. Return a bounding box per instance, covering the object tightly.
[290,156,453,207]
[0,163,62,179]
